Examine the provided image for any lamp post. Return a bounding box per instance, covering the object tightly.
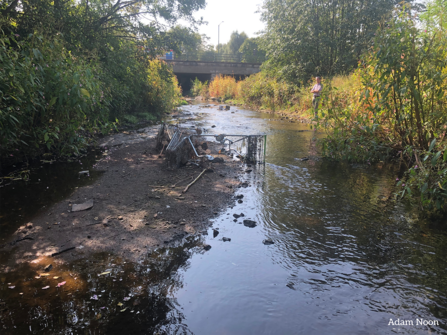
[218,21,224,57]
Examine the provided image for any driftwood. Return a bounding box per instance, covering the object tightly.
[183,169,207,193]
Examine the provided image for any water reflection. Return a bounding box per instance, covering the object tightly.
[171,105,447,334]
[0,235,205,334]
[0,150,104,239]
[1,104,447,334]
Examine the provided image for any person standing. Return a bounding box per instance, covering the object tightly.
[311,76,323,119]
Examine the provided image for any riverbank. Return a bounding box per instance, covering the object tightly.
[0,122,243,273]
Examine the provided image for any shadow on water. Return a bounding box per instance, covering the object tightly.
[0,235,206,334]
[0,150,105,240]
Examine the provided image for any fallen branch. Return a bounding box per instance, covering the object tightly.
[172,175,193,188]
[183,169,207,193]
[51,247,75,257]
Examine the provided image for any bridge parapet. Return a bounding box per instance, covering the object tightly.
[165,60,261,77]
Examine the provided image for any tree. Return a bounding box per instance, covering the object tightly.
[260,0,407,84]
[219,30,248,54]
[239,37,266,63]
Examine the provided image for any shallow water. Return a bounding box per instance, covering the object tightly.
[1,105,446,334]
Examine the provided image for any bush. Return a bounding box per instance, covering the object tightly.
[190,77,209,98]
[209,75,238,101]
[0,32,111,158]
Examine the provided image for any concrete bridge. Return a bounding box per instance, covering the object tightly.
[164,60,261,91]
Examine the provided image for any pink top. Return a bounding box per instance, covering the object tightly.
[312,83,323,97]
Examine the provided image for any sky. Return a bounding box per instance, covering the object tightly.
[192,0,266,47]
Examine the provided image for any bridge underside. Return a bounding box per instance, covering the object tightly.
[165,60,261,92]
[176,73,249,92]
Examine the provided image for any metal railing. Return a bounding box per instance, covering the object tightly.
[163,52,265,63]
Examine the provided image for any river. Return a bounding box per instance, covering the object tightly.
[0,104,446,334]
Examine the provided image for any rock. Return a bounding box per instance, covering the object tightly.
[118,216,124,220]
[26,223,33,229]
[44,264,53,272]
[79,170,89,176]
[211,125,216,128]
[263,238,274,245]
[233,213,241,218]
[211,157,224,163]
[236,195,244,199]
[245,169,252,173]
[301,157,309,161]
[213,229,219,238]
[72,199,94,212]
[222,237,231,242]
[243,220,257,228]
[225,105,230,110]
[241,182,249,188]
[201,142,208,151]
[203,244,212,251]
[233,219,237,222]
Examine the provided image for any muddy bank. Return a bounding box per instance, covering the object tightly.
[1,133,243,272]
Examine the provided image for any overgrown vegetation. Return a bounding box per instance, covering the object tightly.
[0,0,203,162]
[319,4,447,215]
[259,0,416,84]
[189,1,447,216]
[190,78,209,98]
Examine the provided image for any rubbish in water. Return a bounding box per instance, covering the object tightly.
[120,308,128,312]
[222,237,231,242]
[123,297,130,301]
[8,286,15,289]
[99,271,111,276]
[117,302,123,307]
[44,264,53,272]
[203,244,212,251]
[71,199,94,212]
[57,281,66,287]
[42,286,50,290]
[91,295,98,300]
[157,123,266,169]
